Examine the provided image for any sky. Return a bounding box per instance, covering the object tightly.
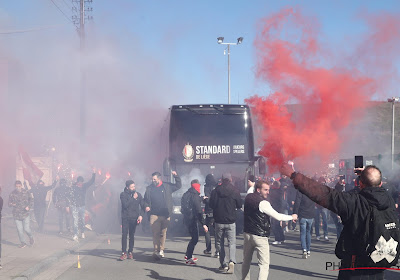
[1,0,400,185]
[1,0,399,104]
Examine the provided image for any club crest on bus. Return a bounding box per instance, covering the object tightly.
[183,143,194,162]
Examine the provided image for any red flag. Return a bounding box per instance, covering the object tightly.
[18,146,43,186]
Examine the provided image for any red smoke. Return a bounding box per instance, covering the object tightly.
[247,8,400,172]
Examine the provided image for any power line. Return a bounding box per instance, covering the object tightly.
[49,0,73,24]
[61,0,72,9]
[0,25,60,34]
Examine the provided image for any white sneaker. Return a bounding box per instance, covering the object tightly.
[272,241,282,245]
[324,236,329,241]
[81,233,85,239]
[302,251,308,259]
[316,236,321,241]
[72,235,78,241]
[225,261,234,274]
[159,250,164,258]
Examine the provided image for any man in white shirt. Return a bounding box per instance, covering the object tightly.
[242,180,298,280]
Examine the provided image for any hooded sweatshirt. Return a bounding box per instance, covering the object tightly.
[209,179,242,224]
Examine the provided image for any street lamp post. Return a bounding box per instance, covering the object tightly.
[217,37,243,104]
[388,97,399,169]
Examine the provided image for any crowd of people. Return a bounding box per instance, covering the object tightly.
[4,171,96,250]
[0,165,399,280]
[117,165,400,280]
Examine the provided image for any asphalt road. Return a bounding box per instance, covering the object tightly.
[34,230,400,280]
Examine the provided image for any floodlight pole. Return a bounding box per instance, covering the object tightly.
[217,37,243,104]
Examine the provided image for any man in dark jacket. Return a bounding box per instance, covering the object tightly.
[280,163,399,280]
[209,173,242,274]
[242,180,297,280]
[183,179,208,265]
[30,179,58,232]
[202,174,217,255]
[119,180,143,261]
[53,179,72,234]
[9,181,34,248]
[293,186,316,259]
[70,172,96,241]
[144,171,181,260]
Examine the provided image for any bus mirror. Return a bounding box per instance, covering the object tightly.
[258,157,266,175]
[163,159,171,176]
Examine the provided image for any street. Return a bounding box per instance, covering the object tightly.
[34,229,400,280]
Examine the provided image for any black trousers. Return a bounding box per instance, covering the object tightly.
[57,207,71,232]
[185,221,199,259]
[204,216,215,252]
[34,206,46,231]
[121,218,138,253]
[271,219,285,242]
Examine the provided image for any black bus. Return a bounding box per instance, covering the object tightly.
[161,104,265,232]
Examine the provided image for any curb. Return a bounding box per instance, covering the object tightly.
[15,235,101,280]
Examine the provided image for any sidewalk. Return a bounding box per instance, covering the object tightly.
[1,210,107,280]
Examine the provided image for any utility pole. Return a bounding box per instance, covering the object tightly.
[72,0,93,160]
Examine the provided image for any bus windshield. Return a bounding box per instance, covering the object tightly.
[169,105,254,164]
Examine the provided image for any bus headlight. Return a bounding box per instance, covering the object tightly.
[172,206,181,214]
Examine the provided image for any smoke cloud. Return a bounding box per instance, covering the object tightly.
[247,8,400,173]
[0,9,184,195]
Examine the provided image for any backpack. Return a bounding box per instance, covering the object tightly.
[357,203,400,267]
[181,190,194,221]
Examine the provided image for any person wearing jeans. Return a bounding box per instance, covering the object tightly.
[314,206,328,240]
[299,218,314,255]
[8,181,34,248]
[69,172,96,241]
[209,173,242,274]
[71,206,86,238]
[215,223,237,269]
[15,216,34,245]
[293,188,316,259]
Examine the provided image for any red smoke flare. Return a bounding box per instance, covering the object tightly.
[247,8,400,172]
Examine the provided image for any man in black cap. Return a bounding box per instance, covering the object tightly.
[119,180,144,261]
[209,173,242,274]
